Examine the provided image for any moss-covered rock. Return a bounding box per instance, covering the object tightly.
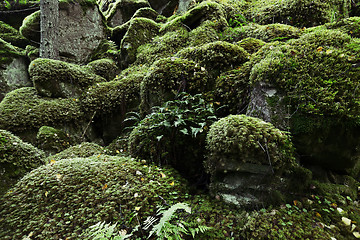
[86,58,119,81]
[0,155,188,239]
[120,17,161,68]
[47,142,105,162]
[25,45,39,62]
[29,58,105,98]
[323,16,360,38]
[0,129,45,195]
[140,57,209,113]
[131,7,159,21]
[19,10,40,45]
[105,0,150,27]
[243,0,351,27]
[0,87,84,133]
[237,37,266,54]
[0,21,29,48]
[221,23,302,43]
[36,126,73,155]
[176,41,249,77]
[188,20,222,46]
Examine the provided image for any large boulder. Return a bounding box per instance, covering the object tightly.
[0,155,188,239]
[0,39,31,102]
[205,115,310,207]
[29,58,105,98]
[247,28,360,170]
[0,129,45,195]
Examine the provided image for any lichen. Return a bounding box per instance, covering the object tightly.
[205,114,296,176]
[0,155,189,239]
[0,129,45,195]
[0,87,84,133]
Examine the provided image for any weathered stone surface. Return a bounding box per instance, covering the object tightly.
[0,129,45,195]
[29,58,105,98]
[105,0,150,27]
[58,1,107,63]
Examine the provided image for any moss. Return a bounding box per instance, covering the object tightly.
[176,41,249,77]
[131,7,159,21]
[0,129,45,195]
[0,38,24,67]
[36,126,72,155]
[0,155,189,239]
[46,142,105,162]
[88,40,120,63]
[29,58,105,98]
[120,17,161,68]
[243,0,351,27]
[105,0,150,25]
[81,64,147,113]
[188,20,221,46]
[0,20,29,48]
[19,10,40,44]
[205,115,296,176]
[135,27,189,65]
[213,63,251,115]
[25,45,39,62]
[324,16,360,38]
[86,58,118,81]
[140,57,209,113]
[0,87,84,133]
[221,23,302,43]
[237,37,266,54]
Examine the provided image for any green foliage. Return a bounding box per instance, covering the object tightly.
[84,222,133,240]
[129,93,217,167]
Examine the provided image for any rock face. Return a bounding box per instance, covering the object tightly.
[0,129,45,195]
[205,115,307,207]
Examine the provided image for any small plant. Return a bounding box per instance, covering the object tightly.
[84,222,133,240]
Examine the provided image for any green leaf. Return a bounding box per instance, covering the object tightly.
[180,129,189,135]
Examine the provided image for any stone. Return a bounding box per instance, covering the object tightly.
[19,10,40,45]
[36,126,73,155]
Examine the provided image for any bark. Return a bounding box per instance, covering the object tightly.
[40,0,59,59]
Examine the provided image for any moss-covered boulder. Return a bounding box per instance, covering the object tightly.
[0,129,45,195]
[205,115,306,207]
[323,16,360,38]
[29,58,105,98]
[86,58,119,81]
[46,142,105,162]
[242,0,351,27]
[140,57,209,113]
[132,7,159,21]
[247,28,360,170]
[36,126,73,155]
[237,37,266,54]
[0,155,188,239]
[120,17,161,68]
[105,0,150,27]
[0,21,29,48]
[0,87,84,137]
[19,10,40,45]
[147,0,179,17]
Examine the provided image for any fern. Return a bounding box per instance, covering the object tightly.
[84,221,133,240]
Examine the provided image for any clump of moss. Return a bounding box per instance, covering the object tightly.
[29,58,105,98]
[46,142,104,162]
[36,126,72,155]
[188,20,223,46]
[86,58,118,81]
[0,38,24,67]
[221,23,302,43]
[0,20,29,48]
[0,87,84,133]
[0,129,45,195]
[237,37,266,54]
[19,10,40,44]
[324,16,360,38]
[140,57,209,113]
[176,41,249,77]
[205,114,296,176]
[131,7,159,21]
[0,155,189,239]
[88,40,120,63]
[120,17,161,68]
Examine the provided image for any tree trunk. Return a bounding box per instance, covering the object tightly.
[40,0,59,59]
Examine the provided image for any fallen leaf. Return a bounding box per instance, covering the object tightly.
[50,159,56,165]
[317,46,323,52]
[56,174,62,181]
[45,191,48,197]
[135,206,141,211]
[353,232,360,238]
[170,181,174,186]
[160,172,166,178]
[102,184,108,190]
[342,217,352,226]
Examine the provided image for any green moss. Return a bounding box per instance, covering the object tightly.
[81,64,147,113]
[105,0,150,24]
[205,115,296,175]
[0,20,29,48]
[324,16,360,38]
[176,41,249,76]
[86,58,118,81]
[0,87,84,133]
[0,155,189,239]
[0,129,45,195]
[188,20,222,46]
[132,7,159,21]
[88,40,120,63]
[29,58,105,98]
[242,0,351,27]
[0,38,24,67]
[36,126,72,154]
[120,17,161,67]
[135,27,189,65]
[46,142,105,162]
[25,45,39,62]
[140,57,209,113]
[237,37,266,54]
[221,23,302,43]
[19,10,40,44]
